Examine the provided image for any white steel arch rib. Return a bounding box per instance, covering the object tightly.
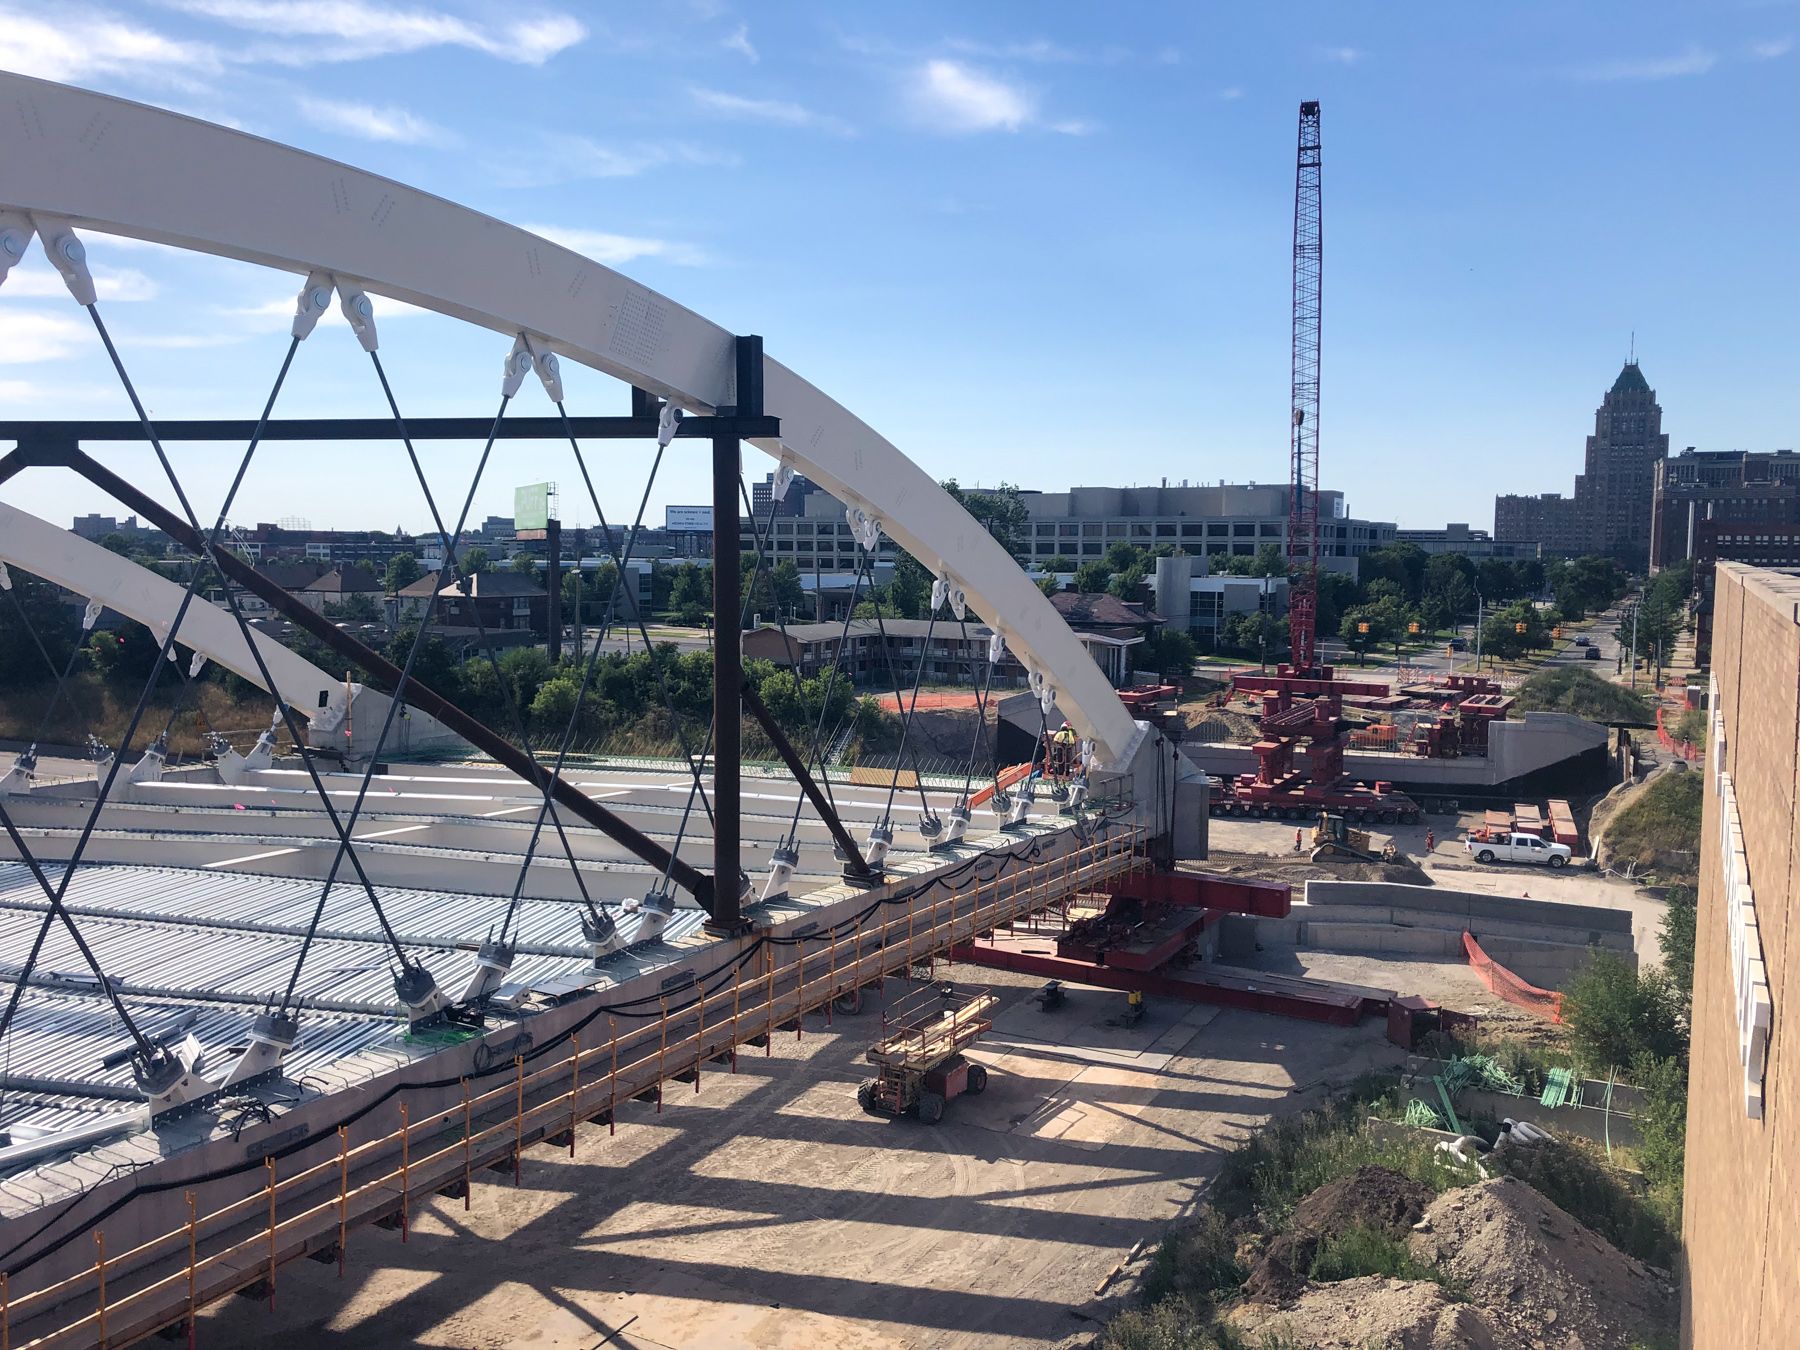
[0,499,352,734]
[0,73,1144,767]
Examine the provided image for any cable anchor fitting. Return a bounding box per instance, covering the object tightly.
[30,215,96,305]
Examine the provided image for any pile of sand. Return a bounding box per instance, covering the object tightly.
[1409,1177,1676,1350]
[1229,1275,1524,1350]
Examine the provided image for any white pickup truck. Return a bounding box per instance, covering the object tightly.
[1466,832,1573,868]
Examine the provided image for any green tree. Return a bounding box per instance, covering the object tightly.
[1563,951,1686,1071]
[528,675,588,741]
[384,552,421,592]
[99,532,132,557]
[1140,627,1197,681]
[1629,1050,1688,1214]
[509,552,539,575]
[1659,885,1697,1010]
[463,547,493,576]
[1105,540,1147,572]
[384,628,461,698]
[498,645,553,710]
[322,591,381,623]
[1036,574,1061,597]
[1248,543,1289,578]
[942,480,1031,557]
[669,562,710,625]
[1042,554,1075,573]
[88,625,162,684]
[0,572,78,683]
[885,554,931,619]
[1108,562,1149,603]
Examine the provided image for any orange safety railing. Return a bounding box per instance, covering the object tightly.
[1462,931,1563,1022]
[0,825,1144,1350]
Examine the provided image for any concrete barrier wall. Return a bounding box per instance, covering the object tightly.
[1303,880,1633,939]
[1287,902,1634,958]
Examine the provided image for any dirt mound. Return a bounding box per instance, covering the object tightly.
[1228,1275,1525,1350]
[1409,1178,1676,1350]
[1294,1165,1435,1237]
[1241,1166,1435,1306]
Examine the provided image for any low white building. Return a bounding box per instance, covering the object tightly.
[1151,554,1289,646]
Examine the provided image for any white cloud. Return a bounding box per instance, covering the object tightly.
[911,60,1034,134]
[723,21,756,62]
[0,312,92,364]
[3,261,160,302]
[1571,45,1717,81]
[1750,37,1792,60]
[689,87,852,134]
[157,0,586,65]
[0,8,223,89]
[1321,46,1363,65]
[1218,86,1244,100]
[1048,118,1096,136]
[523,224,710,268]
[296,95,453,145]
[495,133,738,188]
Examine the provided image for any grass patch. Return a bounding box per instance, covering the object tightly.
[1142,1208,1246,1311]
[1514,666,1653,724]
[1308,1223,1461,1295]
[1103,1302,1249,1350]
[1210,1077,1460,1226]
[1602,771,1701,882]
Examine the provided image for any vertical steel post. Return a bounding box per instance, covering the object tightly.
[184,1194,195,1350]
[546,516,562,663]
[708,337,759,932]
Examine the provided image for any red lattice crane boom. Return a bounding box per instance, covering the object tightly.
[1287,100,1323,673]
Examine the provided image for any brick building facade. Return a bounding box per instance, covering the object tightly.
[1682,562,1796,1346]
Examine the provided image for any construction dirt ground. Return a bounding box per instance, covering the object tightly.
[195,966,1411,1350]
[185,816,1654,1350]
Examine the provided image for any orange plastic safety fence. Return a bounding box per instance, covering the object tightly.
[1462,931,1564,1023]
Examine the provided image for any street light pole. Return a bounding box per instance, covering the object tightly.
[1629,603,1640,690]
[1259,574,1269,673]
[1474,590,1484,671]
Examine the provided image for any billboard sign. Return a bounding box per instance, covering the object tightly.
[665,505,713,532]
[514,483,551,531]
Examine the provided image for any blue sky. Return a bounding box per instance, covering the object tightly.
[1,0,1795,540]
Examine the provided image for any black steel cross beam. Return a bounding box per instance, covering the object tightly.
[0,414,781,443]
[0,440,719,911]
[739,679,872,879]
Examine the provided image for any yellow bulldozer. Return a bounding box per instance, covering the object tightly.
[1310,812,1399,864]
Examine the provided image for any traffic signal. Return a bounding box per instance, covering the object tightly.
[1552,626,1562,638]
[1408,622,1420,635]
[1514,622,1527,635]
[1357,622,1370,635]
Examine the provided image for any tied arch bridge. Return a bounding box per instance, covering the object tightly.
[0,72,1236,1348]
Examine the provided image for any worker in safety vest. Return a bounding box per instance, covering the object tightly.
[1050,723,1077,779]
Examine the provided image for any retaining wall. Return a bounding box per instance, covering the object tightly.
[1215,879,1635,989]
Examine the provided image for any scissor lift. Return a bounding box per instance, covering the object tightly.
[858,983,998,1124]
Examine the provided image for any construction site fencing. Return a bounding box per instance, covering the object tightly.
[1654,707,1701,763]
[0,825,1142,1350]
[1462,931,1564,1022]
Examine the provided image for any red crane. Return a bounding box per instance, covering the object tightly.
[1287,100,1323,674]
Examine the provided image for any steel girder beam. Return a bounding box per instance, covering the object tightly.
[0,441,717,912]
